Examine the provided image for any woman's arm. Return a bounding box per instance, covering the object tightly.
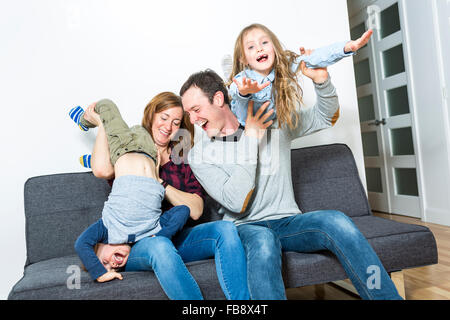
[83,103,115,179]
[156,151,205,220]
[163,186,204,220]
[91,122,115,179]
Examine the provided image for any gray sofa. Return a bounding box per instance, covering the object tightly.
[8,143,438,299]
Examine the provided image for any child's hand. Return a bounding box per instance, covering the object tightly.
[96,271,123,283]
[299,47,315,56]
[244,100,274,140]
[233,77,270,96]
[344,29,373,53]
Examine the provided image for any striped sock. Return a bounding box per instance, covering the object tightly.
[69,106,89,131]
[79,154,92,169]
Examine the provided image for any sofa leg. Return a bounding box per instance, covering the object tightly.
[314,284,325,299]
[333,271,406,299]
[390,271,406,299]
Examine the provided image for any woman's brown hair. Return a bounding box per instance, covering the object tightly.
[142,92,194,159]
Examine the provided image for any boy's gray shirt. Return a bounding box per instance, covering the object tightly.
[188,76,340,225]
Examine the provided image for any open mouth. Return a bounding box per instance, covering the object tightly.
[257,54,268,63]
[113,253,125,267]
[197,120,208,131]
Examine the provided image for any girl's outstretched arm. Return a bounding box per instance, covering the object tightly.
[344,29,373,53]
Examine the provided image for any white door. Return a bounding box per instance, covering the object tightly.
[350,0,421,218]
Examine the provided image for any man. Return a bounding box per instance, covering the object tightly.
[179,34,401,300]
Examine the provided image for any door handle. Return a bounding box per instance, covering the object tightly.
[368,118,386,126]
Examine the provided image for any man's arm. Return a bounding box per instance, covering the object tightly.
[288,75,340,140]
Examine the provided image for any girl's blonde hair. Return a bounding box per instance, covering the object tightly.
[142,92,194,157]
[229,23,303,129]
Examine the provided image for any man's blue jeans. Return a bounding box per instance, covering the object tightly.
[125,220,249,300]
[237,210,403,300]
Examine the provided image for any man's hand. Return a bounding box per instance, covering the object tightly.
[96,271,123,283]
[298,47,328,84]
[344,29,373,53]
[233,77,271,96]
[244,100,273,140]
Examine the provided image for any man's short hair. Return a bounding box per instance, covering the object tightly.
[179,69,230,105]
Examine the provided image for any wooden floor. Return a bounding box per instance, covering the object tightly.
[286,212,450,300]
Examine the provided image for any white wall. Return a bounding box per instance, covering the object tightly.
[402,0,450,226]
[0,0,363,299]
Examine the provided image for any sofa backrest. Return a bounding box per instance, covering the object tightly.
[290,143,372,218]
[23,172,111,266]
[23,144,371,264]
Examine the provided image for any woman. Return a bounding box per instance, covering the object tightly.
[83,92,249,300]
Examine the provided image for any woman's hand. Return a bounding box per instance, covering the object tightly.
[298,47,329,84]
[83,102,102,127]
[233,77,271,96]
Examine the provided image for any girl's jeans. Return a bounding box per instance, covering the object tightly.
[125,220,249,300]
[237,210,403,300]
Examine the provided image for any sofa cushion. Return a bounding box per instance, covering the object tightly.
[8,255,226,300]
[352,216,438,271]
[283,215,438,288]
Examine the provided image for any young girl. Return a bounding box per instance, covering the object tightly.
[228,23,371,128]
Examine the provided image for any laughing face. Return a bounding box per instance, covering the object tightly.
[242,28,276,77]
[96,243,131,271]
[181,86,225,138]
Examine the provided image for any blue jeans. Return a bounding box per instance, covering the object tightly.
[156,205,190,239]
[125,220,249,300]
[237,210,403,300]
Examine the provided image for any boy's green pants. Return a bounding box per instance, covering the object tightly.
[80,99,157,165]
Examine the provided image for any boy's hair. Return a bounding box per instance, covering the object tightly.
[229,23,303,130]
[142,92,194,156]
[179,69,230,106]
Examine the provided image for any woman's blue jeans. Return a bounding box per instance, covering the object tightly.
[125,220,249,300]
[237,210,403,300]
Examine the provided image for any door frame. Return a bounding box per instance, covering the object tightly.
[350,0,424,219]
